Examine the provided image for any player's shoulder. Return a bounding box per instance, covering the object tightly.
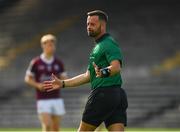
[30,56,41,65]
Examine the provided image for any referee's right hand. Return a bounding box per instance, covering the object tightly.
[93,62,102,78]
[43,74,63,92]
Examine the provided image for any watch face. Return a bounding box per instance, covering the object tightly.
[102,70,106,74]
[108,68,110,72]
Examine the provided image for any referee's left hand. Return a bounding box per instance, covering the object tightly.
[93,62,102,77]
[43,74,62,92]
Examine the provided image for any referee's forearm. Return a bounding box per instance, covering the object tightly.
[108,65,121,76]
[108,60,121,76]
[64,73,90,87]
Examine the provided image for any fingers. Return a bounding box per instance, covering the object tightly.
[93,62,99,71]
[43,81,53,91]
[93,62,101,77]
[51,73,58,80]
[46,88,55,92]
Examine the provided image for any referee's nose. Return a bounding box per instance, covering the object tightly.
[87,26,93,32]
[87,25,90,31]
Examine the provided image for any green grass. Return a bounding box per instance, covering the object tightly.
[0,128,180,132]
[126,128,180,132]
[0,128,72,132]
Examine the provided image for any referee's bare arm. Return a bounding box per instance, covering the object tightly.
[43,71,90,91]
[108,60,121,76]
[63,71,90,87]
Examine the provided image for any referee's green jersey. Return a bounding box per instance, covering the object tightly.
[88,33,124,89]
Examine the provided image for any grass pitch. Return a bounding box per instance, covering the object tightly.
[0,128,180,132]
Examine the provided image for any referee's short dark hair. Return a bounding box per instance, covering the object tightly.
[87,10,108,22]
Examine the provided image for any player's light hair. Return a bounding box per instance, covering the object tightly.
[40,34,57,44]
[87,10,108,22]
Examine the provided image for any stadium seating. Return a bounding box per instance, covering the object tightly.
[0,0,180,128]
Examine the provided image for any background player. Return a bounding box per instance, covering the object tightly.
[25,34,67,132]
[43,10,128,131]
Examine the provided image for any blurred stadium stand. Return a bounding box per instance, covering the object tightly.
[0,0,180,128]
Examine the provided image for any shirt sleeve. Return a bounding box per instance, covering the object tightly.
[105,42,123,66]
[87,64,90,71]
[26,60,36,76]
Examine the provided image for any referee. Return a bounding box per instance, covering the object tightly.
[43,10,128,131]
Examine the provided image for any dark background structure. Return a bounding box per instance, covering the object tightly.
[0,0,180,128]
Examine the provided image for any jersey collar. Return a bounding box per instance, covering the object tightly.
[40,53,55,64]
[95,33,110,43]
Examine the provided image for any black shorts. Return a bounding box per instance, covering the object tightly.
[82,85,128,128]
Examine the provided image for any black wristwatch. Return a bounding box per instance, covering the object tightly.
[62,80,65,88]
[100,67,111,77]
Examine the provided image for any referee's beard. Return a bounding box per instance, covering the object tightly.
[87,25,101,38]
